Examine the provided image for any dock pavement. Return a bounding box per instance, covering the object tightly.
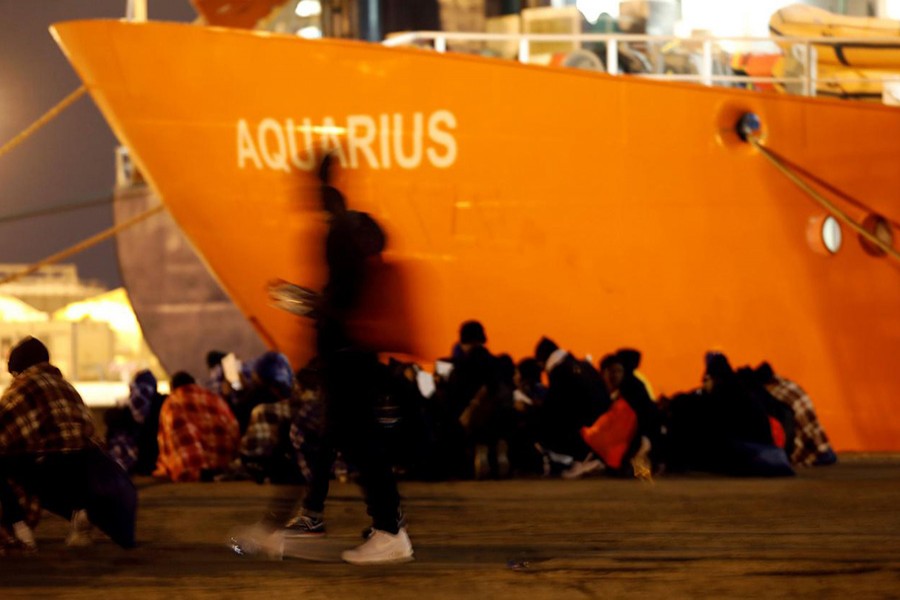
[1,455,899,599]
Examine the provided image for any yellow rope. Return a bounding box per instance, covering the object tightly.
[0,85,166,287]
[0,205,165,286]
[748,135,900,263]
[0,86,87,161]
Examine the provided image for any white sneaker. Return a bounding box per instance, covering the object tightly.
[561,454,603,479]
[228,523,285,560]
[12,521,37,553]
[341,528,413,565]
[65,509,93,547]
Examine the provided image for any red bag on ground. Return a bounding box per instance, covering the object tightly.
[768,416,787,449]
[580,398,638,469]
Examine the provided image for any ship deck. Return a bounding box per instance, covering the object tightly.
[1,456,899,598]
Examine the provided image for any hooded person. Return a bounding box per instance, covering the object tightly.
[233,350,294,433]
[238,352,303,484]
[106,369,166,475]
[533,336,608,475]
[132,370,168,475]
[754,362,836,467]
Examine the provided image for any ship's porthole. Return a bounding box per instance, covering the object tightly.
[822,216,842,254]
[808,214,842,255]
[859,214,894,257]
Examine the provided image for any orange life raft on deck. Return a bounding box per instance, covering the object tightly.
[770,4,900,68]
[770,4,900,98]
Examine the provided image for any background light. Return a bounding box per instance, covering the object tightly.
[887,0,900,18]
[295,0,322,18]
[298,26,322,39]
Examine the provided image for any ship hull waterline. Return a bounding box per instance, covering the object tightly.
[52,20,900,451]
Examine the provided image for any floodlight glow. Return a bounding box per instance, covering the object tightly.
[888,0,900,18]
[298,26,322,39]
[295,0,322,18]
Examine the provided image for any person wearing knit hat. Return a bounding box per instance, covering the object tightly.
[458,320,487,346]
[703,351,734,390]
[7,336,49,376]
[444,319,510,480]
[0,336,131,551]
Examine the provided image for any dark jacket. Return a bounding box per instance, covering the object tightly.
[317,209,385,355]
[539,354,609,457]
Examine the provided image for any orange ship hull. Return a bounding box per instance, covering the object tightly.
[52,20,900,450]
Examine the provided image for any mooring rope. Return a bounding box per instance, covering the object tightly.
[0,86,87,160]
[0,85,169,286]
[748,135,900,263]
[0,205,164,286]
[0,195,113,225]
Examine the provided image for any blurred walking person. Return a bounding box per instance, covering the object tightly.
[270,155,412,564]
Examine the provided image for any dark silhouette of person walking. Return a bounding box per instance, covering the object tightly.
[280,154,412,564]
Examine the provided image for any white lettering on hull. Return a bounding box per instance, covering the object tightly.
[237,110,457,171]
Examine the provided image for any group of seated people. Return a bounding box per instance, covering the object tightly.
[0,324,837,553]
[417,320,835,482]
[105,352,310,484]
[102,318,836,488]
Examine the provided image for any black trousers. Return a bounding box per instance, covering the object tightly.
[0,451,90,526]
[302,348,401,533]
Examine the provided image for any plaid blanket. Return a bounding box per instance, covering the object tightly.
[0,363,96,456]
[154,384,239,482]
[289,390,326,481]
[240,399,293,460]
[767,376,833,466]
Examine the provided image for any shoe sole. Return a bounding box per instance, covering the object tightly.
[282,531,326,539]
[341,553,414,565]
[65,535,93,548]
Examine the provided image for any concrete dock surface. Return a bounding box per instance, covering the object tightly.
[2,455,899,599]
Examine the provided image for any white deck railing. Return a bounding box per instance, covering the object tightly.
[384,31,900,100]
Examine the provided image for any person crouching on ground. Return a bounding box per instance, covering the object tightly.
[0,336,98,552]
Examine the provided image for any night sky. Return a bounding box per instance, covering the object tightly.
[0,1,196,290]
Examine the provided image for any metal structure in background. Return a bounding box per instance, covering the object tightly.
[383,30,900,98]
[127,0,148,22]
[112,169,267,379]
[359,0,381,41]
